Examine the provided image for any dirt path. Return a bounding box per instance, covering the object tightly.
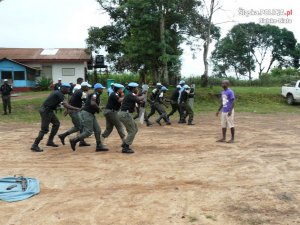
[11,92,50,101]
[0,113,299,225]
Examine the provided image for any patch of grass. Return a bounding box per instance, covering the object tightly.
[187,215,198,223]
[205,214,217,221]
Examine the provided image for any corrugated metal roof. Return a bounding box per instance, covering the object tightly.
[0,48,90,61]
[0,58,40,71]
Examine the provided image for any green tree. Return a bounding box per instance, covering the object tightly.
[87,0,204,84]
[212,23,298,79]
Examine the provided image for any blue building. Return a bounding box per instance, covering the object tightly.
[0,58,40,91]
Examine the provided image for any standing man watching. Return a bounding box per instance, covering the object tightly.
[216,80,235,143]
[167,85,181,120]
[58,82,92,147]
[0,79,13,115]
[118,82,145,154]
[31,83,80,152]
[101,83,126,144]
[69,83,108,152]
[54,78,62,90]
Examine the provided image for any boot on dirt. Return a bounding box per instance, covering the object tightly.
[188,121,195,126]
[31,144,43,152]
[165,119,171,125]
[146,121,153,127]
[31,132,44,152]
[46,141,59,147]
[96,141,109,152]
[47,130,59,147]
[122,144,135,154]
[69,138,80,151]
[79,140,91,147]
[156,119,162,126]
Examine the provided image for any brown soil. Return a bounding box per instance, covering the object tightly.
[0,113,299,225]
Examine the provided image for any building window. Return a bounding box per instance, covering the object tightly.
[14,71,25,80]
[62,68,75,76]
[1,71,12,80]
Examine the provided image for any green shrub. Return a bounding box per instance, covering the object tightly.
[36,76,52,91]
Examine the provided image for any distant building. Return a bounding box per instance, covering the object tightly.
[0,48,91,90]
[0,58,39,91]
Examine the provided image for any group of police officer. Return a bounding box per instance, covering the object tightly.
[30,79,194,154]
[147,80,195,126]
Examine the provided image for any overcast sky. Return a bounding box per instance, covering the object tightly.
[0,0,299,77]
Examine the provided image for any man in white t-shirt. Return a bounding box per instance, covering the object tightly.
[73,77,84,94]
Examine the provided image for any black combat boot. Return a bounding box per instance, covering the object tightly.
[31,132,44,152]
[79,140,91,147]
[58,132,69,145]
[69,138,80,151]
[46,141,59,147]
[122,144,134,154]
[188,120,195,125]
[156,119,162,126]
[47,131,59,147]
[31,144,43,152]
[146,121,153,127]
[96,141,109,152]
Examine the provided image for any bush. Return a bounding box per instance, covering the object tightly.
[36,76,52,91]
[87,72,145,86]
[183,68,300,87]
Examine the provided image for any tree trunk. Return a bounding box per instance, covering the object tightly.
[266,56,276,74]
[160,6,169,84]
[201,0,215,87]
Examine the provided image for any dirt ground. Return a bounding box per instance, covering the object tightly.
[0,113,299,225]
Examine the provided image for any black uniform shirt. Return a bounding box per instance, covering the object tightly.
[42,90,65,110]
[155,90,165,103]
[180,91,189,104]
[150,88,159,101]
[69,89,83,108]
[170,89,180,102]
[188,88,195,99]
[120,92,139,113]
[83,92,100,114]
[0,84,13,96]
[106,92,121,111]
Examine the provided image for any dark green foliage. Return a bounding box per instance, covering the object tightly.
[87,0,209,84]
[36,76,52,91]
[185,67,300,87]
[212,23,299,80]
